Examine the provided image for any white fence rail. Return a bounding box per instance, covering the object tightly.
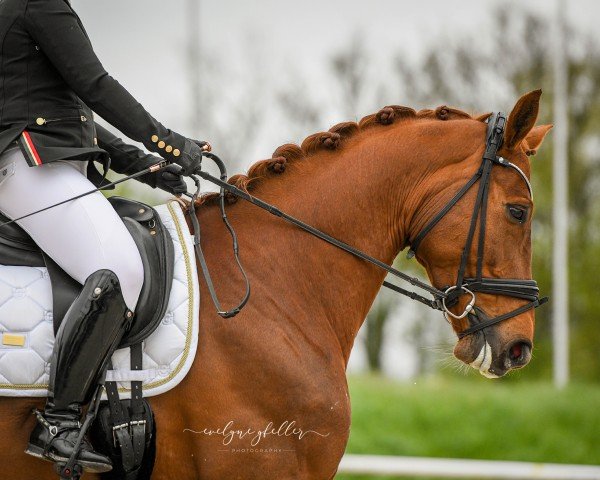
[338,454,600,479]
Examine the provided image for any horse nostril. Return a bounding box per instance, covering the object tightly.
[507,341,532,367]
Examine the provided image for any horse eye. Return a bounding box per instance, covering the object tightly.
[507,205,528,223]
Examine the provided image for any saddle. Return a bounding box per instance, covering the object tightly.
[0,196,175,345]
[0,196,176,479]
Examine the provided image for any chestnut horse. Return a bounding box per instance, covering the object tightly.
[0,90,551,479]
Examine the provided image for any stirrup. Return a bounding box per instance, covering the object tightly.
[54,462,83,480]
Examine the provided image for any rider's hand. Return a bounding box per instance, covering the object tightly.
[173,138,211,175]
[139,163,187,195]
[156,164,188,195]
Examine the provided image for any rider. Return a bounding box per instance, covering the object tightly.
[0,0,207,473]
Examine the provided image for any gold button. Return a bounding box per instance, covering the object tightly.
[165,145,173,153]
[36,117,45,126]
[173,149,180,157]
[157,141,165,149]
[151,135,159,143]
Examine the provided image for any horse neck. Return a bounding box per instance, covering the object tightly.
[204,120,476,364]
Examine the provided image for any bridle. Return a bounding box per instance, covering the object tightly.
[404,112,547,338]
[187,111,547,337]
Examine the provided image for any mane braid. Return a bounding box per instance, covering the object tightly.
[198,104,475,205]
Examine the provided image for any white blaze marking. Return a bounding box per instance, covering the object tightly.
[469,342,499,378]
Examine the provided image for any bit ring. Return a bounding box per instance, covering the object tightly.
[442,285,476,320]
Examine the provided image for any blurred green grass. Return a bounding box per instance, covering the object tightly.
[337,375,600,480]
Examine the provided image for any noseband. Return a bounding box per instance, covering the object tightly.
[406,112,547,338]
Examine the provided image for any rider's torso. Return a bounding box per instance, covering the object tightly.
[0,0,99,159]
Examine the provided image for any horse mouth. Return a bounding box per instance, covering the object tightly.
[469,342,500,378]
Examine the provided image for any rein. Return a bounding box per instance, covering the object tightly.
[0,113,547,337]
[191,112,547,337]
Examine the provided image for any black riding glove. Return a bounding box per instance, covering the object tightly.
[173,138,211,175]
[138,163,188,195]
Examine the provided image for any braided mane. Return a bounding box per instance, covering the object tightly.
[200,105,480,205]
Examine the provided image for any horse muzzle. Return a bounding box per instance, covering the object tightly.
[467,338,532,378]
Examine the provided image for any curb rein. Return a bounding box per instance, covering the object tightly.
[189,112,547,338]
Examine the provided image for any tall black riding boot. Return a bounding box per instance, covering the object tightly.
[25,269,134,473]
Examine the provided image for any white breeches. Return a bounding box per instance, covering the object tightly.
[0,147,144,311]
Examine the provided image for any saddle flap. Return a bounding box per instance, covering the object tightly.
[119,212,175,348]
[108,197,155,223]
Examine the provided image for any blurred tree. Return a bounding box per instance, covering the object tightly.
[364,289,395,371]
[329,36,403,373]
[191,46,268,173]
[330,35,370,119]
[276,75,322,142]
[394,7,600,382]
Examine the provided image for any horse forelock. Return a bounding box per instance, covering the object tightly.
[199,104,483,205]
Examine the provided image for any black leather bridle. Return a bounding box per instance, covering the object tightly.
[404,112,547,338]
[191,112,547,338]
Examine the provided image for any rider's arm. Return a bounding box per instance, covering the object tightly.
[95,123,162,176]
[23,0,200,172]
[95,123,186,194]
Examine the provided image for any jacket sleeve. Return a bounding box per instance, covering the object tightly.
[95,123,163,188]
[23,0,186,164]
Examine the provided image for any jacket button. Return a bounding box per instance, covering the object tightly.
[80,116,87,122]
[36,117,45,125]
[151,135,159,143]
[173,149,181,157]
[157,141,166,149]
[165,145,173,153]
[94,137,98,145]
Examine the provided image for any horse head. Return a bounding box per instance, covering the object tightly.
[407,90,552,377]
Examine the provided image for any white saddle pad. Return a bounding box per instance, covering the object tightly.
[0,200,200,399]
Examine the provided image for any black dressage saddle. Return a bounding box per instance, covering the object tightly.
[0,196,175,347]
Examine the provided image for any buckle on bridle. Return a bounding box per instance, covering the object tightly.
[442,285,476,320]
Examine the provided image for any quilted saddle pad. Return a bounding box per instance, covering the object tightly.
[0,200,200,399]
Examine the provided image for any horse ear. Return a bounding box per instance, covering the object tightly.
[523,124,553,156]
[504,90,542,151]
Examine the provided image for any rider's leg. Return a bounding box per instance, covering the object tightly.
[0,148,145,471]
[0,147,144,310]
[26,270,130,473]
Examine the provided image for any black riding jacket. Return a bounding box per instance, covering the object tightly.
[0,0,186,178]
